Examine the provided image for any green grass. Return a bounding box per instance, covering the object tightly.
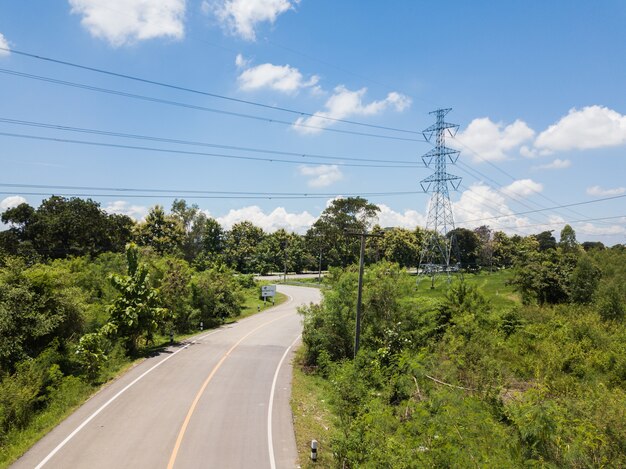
[0,362,135,468]
[414,269,519,308]
[291,348,336,468]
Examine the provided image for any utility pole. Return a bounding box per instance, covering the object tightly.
[317,247,322,284]
[345,230,383,358]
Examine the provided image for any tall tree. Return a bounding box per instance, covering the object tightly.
[559,224,579,253]
[103,244,166,355]
[1,197,134,259]
[306,197,380,268]
[224,221,265,273]
[447,228,480,267]
[134,205,184,255]
[378,227,421,268]
[535,230,557,251]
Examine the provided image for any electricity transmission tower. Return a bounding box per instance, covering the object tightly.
[418,108,462,287]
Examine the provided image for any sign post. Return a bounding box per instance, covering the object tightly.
[261,285,276,307]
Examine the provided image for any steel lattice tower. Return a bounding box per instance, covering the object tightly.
[418,108,462,286]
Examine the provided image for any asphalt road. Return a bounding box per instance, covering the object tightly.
[12,285,320,469]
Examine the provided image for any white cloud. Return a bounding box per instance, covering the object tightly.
[452,184,535,234]
[0,196,28,230]
[298,165,343,187]
[104,200,149,220]
[576,221,626,237]
[235,53,250,68]
[535,106,626,153]
[502,179,543,197]
[376,204,425,229]
[237,61,319,94]
[532,158,571,170]
[586,185,626,197]
[209,0,295,41]
[453,117,535,162]
[216,205,315,233]
[293,86,411,134]
[0,33,10,56]
[69,0,186,47]
[0,196,27,212]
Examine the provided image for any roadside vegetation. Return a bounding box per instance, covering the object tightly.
[295,233,626,467]
[0,197,287,467]
[1,194,624,467]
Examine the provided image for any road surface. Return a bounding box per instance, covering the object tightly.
[12,285,320,469]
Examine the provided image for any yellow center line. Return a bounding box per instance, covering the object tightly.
[166,309,293,469]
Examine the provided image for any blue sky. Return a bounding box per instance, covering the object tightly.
[1,1,625,244]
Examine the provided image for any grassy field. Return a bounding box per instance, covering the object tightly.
[414,268,518,309]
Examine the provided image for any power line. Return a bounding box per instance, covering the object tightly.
[0,183,424,198]
[457,193,626,225]
[0,47,423,136]
[451,135,611,224]
[496,215,626,232]
[0,191,420,200]
[0,117,420,166]
[0,68,425,143]
[0,131,426,168]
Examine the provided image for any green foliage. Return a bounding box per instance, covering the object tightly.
[559,224,579,253]
[306,196,380,268]
[103,244,167,355]
[510,249,576,305]
[569,254,600,304]
[0,197,133,259]
[190,265,244,326]
[0,259,85,373]
[133,205,185,255]
[224,221,265,273]
[299,253,626,468]
[75,332,109,382]
[595,282,624,321]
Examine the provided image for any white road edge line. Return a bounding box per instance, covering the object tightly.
[36,290,293,468]
[35,339,200,469]
[268,334,301,469]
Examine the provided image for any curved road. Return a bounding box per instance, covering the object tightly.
[12,285,320,469]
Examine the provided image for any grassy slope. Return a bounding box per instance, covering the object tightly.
[291,349,335,469]
[290,269,519,467]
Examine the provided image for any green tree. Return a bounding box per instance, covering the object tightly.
[133,205,184,255]
[559,224,579,253]
[1,197,134,259]
[224,221,265,273]
[447,227,480,267]
[306,197,380,268]
[378,227,421,268]
[511,249,574,305]
[190,266,244,326]
[535,230,557,251]
[103,244,166,355]
[158,258,193,332]
[0,259,85,373]
[474,225,495,269]
[570,255,600,304]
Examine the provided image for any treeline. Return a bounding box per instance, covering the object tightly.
[2,195,616,276]
[299,230,626,466]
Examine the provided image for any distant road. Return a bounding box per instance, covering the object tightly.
[12,285,321,469]
[255,273,323,281]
